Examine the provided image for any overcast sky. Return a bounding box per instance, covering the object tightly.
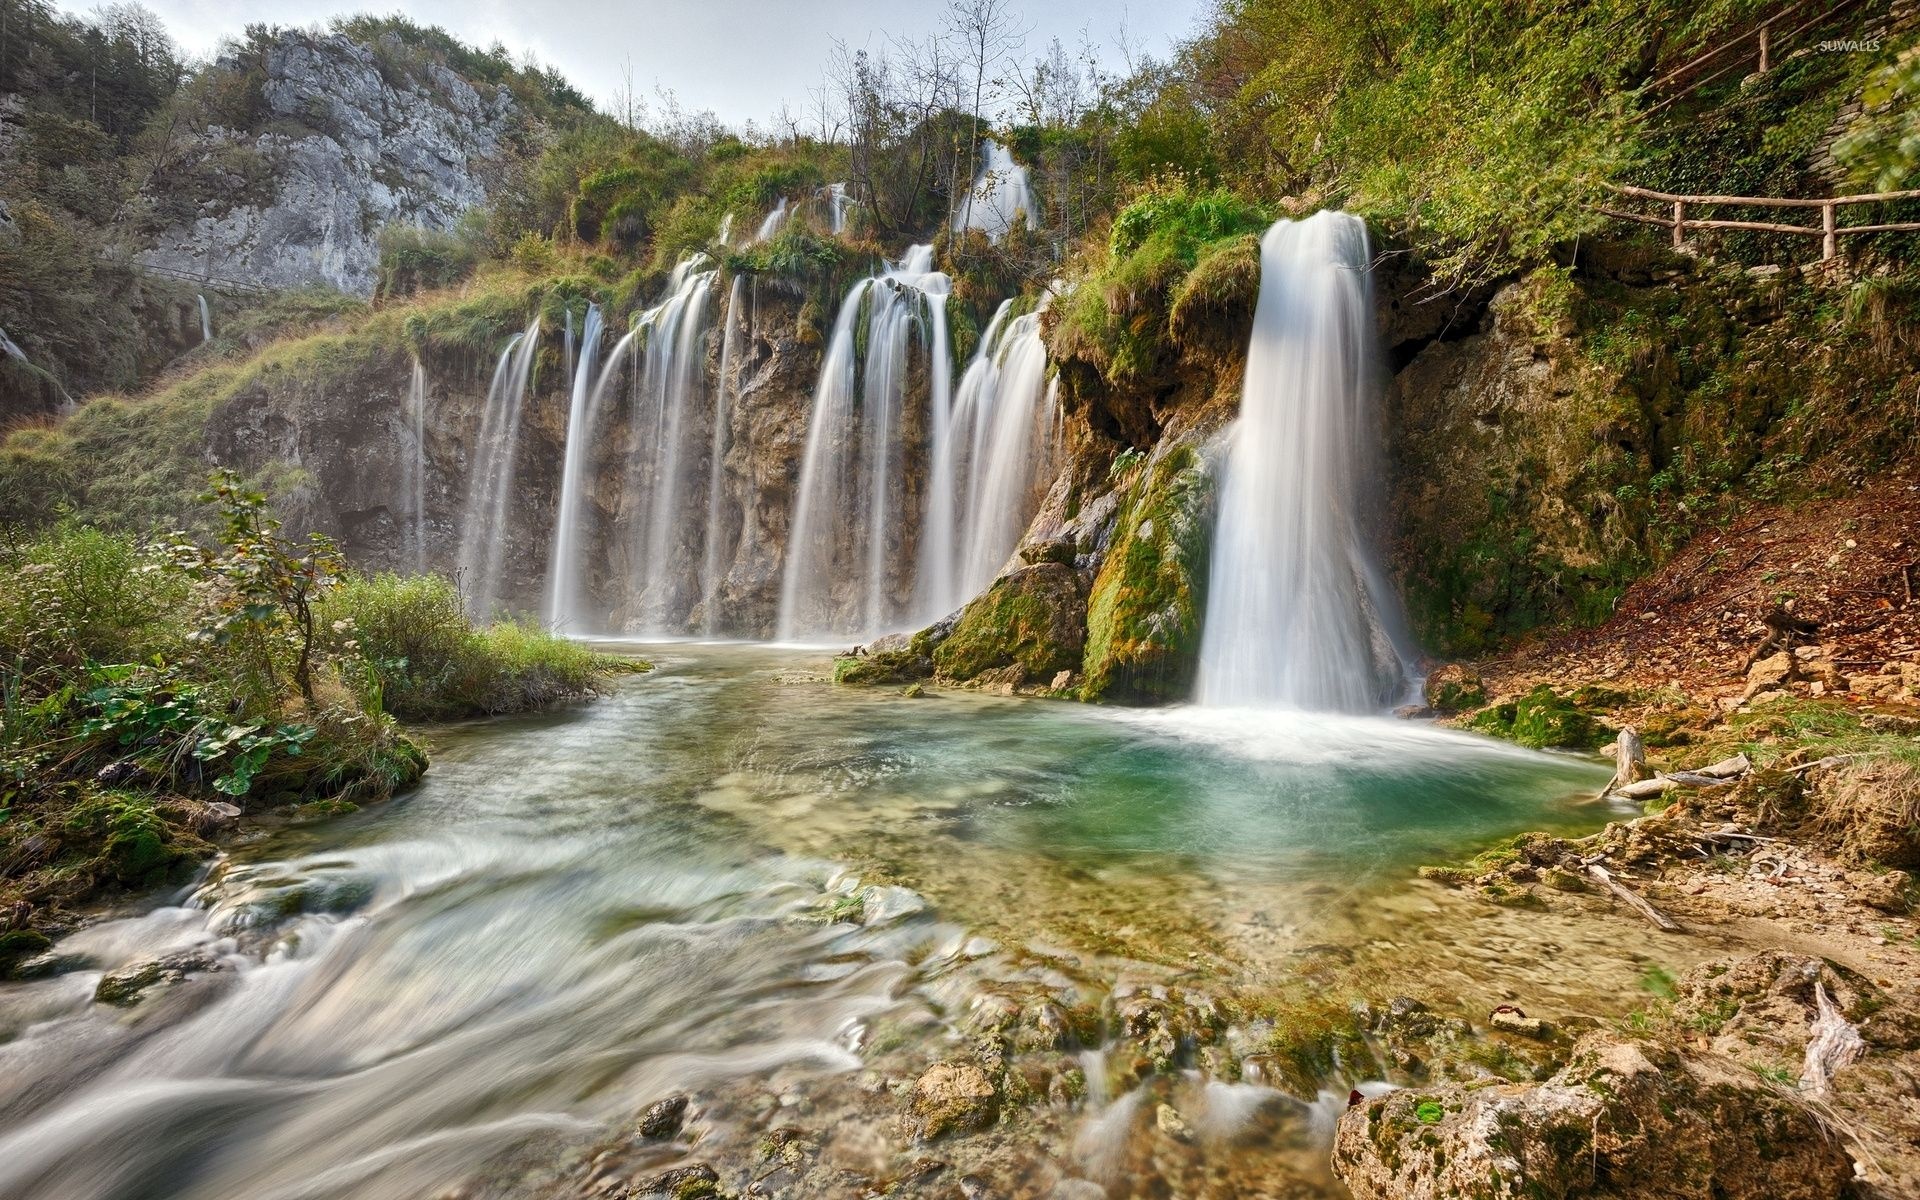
[54,0,1211,128]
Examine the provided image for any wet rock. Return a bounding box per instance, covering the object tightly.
[638,1095,689,1139]
[1488,1005,1552,1040]
[631,1162,719,1198]
[858,885,928,926]
[832,648,933,687]
[1333,1034,1853,1200]
[912,1061,999,1139]
[93,948,221,1007]
[933,562,1088,686]
[0,928,52,978]
[900,682,926,699]
[1019,537,1076,566]
[1394,703,1436,719]
[1154,1102,1193,1141]
[1423,664,1486,712]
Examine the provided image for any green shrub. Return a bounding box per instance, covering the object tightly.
[318,572,625,719]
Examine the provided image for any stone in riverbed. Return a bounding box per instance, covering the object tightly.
[860,885,929,926]
[637,1094,689,1139]
[1333,1033,1852,1200]
[913,1061,999,1139]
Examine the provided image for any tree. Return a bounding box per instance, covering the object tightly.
[944,0,1029,231]
[162,471,344,707]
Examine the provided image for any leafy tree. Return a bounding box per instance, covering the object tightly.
[160,471,343,705]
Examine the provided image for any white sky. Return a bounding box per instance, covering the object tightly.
[54,0,1211,128]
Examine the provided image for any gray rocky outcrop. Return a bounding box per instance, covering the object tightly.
[138,31,516,297]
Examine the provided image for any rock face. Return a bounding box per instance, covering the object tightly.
[1334,1033,1853,1200]
[139,31,516,297]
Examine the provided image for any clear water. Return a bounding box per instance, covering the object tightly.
[0,646,1627,1200]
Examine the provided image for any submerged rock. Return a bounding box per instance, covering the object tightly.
[638,1094,690,1139]
[1333,1033,1852,1200]
[913,1061,999,1139]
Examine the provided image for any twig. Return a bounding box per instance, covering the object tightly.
[1587,863,1685,933]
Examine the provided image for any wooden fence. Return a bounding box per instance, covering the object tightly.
[1599,184,1920,261]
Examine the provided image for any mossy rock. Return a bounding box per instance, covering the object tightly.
[0,929,53,977]
[1424,664,1487,713]
[832,649,933,686]
[1469,685,1602,749]
[1081,444,1215,703]
[934,562,1087,684]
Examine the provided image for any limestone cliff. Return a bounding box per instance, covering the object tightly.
[137,31,517,297]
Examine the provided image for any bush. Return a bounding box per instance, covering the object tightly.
[318,572,625,720]
[377,223,482,298]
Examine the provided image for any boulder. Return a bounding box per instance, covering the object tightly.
[933,561,1087,685]
[1333,1034,1853,1200]
[913,1061,999,1139]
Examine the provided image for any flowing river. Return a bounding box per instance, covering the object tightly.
[0,646,1676,1199]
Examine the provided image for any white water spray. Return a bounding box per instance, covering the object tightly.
[915,294,1062,620]
[456,318,540,619]
[700,275,748,634]
[196,294,212,343]
[778,246,951,641]
[753,198,790,244]
[953,140,1035,242]
[406,359,428,573]
[1195,212,1409,711]
[546,304,609,630]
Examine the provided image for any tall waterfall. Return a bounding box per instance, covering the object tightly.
[456,318,540,619]
[623,257,720,632]
[953,140,1035,242]
[778,246,951,641]
[1195,212,1409,711]
[545,304,608,630]
[916,295,1063,620]
[405,359,428,573]
[700,275,748,634]
[197,295,212,343]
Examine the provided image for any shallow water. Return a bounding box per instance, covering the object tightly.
[0,645,1641,1199]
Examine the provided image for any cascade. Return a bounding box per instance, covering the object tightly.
[0,327,26,363]
[717,212,734,247]
[1195,211,1410,711]
[916,295,1062,620]
[197,294,212,342]
[777,246,951,641]
[821,183,850,235]
[699,275,748,634]
[545,304,610,630]
[753,198,790,243]
[952,140,1035,242]
[455,317,540,619]
[406,359,428,573]
[622,256,719,632]
[563,306,575,394]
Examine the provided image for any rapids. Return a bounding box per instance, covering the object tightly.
[0,645,1667,1200]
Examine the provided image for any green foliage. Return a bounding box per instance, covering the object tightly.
[1836,49,1920,192]
[378,222,484,298]
[1469,686,1604,749]
[317,572,628,720]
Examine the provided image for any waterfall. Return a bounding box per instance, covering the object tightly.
[753,198,790,244]
[822,183,850,235]
[0,327,26,363]
[406,359,428,573]
[545,304,609,630]
[952,140,1035,242]
[915,295,1063,621]
[718,212,734,247]
[623,257,719,632]
[456,318,540,619]
[777,246,951,641]
[1195,212,1410,712]
[197,295,212,343]
[562,307,575,395]
[699,275,748,635]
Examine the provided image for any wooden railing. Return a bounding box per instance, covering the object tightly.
[1599,185,1920,261]
[1638,0,1877,117]
[117,259,276,295]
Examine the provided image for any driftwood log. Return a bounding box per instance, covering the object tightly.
[1586,862,1685,932]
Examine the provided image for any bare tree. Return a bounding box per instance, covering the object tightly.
[944,0,1029,232]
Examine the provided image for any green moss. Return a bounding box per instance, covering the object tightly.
[1468,686,1602,749]
[933,564,1084,683]
[1081,445,1215,704]
[0,930,53,976]
[832,649,932,687]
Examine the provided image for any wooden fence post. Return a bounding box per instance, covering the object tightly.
[1822,203,1837,261]
[1672,200,1686,249]
[1757,23,1771,74]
